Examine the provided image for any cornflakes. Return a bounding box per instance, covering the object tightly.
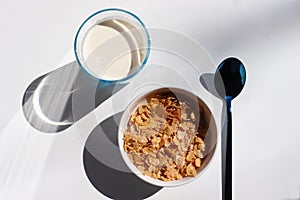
[123,93,207,181]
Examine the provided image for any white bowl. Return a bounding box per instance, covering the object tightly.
[118,87,217,187]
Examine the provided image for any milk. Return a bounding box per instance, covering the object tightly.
[82,23,132,80]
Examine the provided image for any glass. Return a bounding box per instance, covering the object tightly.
[74,8,151,83]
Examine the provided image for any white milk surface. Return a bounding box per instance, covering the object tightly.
[82,24,132,80]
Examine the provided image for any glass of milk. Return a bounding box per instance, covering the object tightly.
[74,8,150,83]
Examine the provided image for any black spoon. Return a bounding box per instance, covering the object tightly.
[214,57,246,200]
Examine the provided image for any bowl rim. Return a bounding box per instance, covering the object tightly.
[117,87,217,187]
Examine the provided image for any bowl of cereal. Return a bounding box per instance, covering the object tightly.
[118,87,217,187]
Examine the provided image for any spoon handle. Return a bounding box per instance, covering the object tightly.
[222,98,232,200]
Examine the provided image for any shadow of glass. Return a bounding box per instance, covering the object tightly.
[22,61,127,133]
[83,112,162,199]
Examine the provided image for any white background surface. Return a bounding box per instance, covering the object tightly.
[1,0,300,199]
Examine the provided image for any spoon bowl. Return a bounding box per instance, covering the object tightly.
[214,57,246,100]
